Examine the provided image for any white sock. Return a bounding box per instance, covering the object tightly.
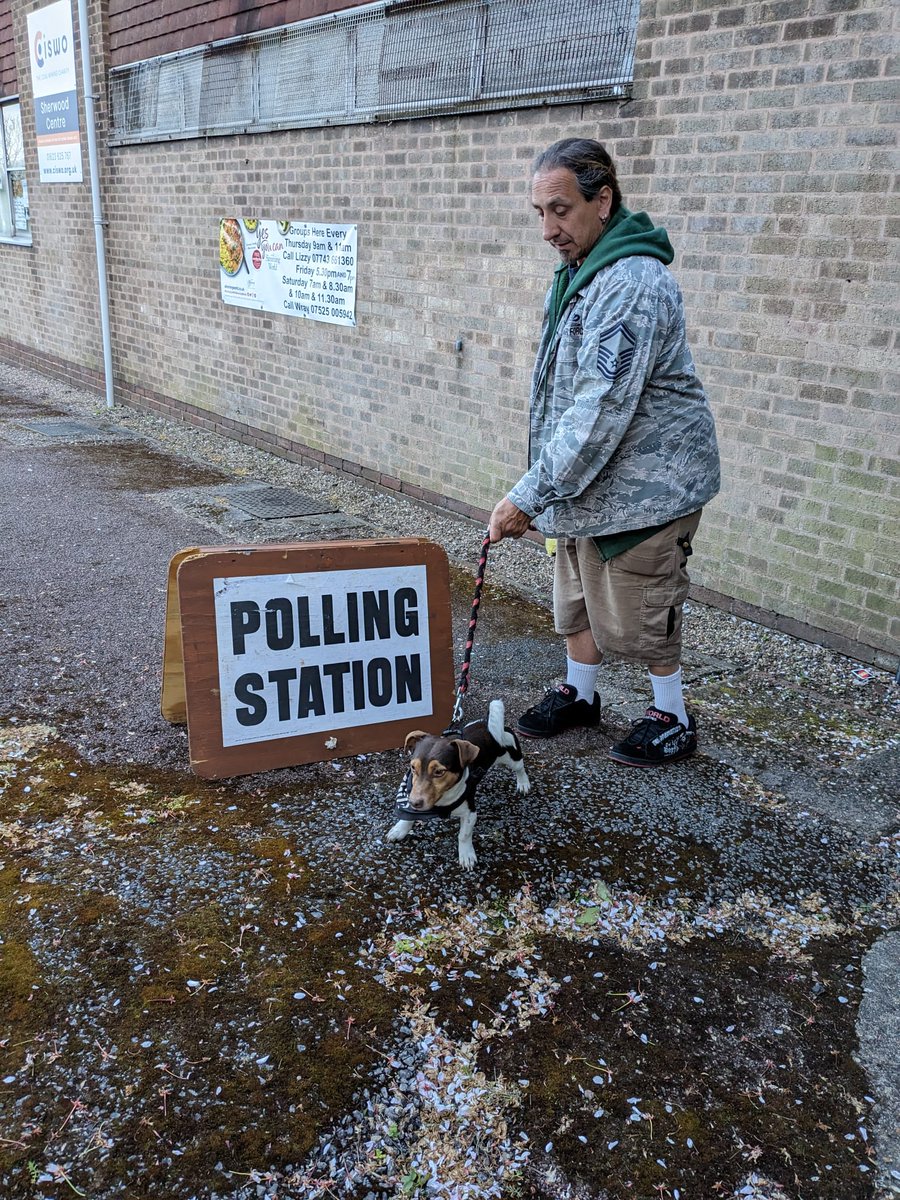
[566,657,600,703]
[649,667,687,726]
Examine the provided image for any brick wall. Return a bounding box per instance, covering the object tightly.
[1,0,897,664]
[0,0,15,95]
[630,0,899,663]
[1,0,102,360]
[108,0,361,66]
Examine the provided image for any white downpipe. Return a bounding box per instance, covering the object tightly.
[76,0,114,408]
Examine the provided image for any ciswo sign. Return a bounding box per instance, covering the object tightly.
[163,540,454,778]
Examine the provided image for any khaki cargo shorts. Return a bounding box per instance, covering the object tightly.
[553,510,702,665]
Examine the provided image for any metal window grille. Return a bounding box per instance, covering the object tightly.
[109,0,639,145]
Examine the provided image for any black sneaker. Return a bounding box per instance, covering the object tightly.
[608,707,697,767]
[517,684,601,739]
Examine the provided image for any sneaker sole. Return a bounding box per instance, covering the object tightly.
[607,745,696,767]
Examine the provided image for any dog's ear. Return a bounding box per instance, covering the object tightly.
[404,730,428,752]
[452,738,480,767]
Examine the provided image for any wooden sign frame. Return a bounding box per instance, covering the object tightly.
[161,547,199,724]
[168,539,454,779]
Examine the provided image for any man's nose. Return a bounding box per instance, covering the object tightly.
[542,214,560,242]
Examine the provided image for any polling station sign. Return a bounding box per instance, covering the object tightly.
[216,563,433,746]
[171,541,454,779]
[27,0,83,183]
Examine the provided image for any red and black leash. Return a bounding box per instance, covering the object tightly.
[447,529,491,730]
[398,530,491,816]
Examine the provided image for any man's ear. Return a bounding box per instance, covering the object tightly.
[404,730,428,752]
[452,739,480,767]
[595,182,613,219]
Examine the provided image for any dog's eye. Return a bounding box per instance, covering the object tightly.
[432,767,446,778]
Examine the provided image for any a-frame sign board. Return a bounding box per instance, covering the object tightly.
[162,539,454,779]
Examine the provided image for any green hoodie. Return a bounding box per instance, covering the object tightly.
[546,205,674,346]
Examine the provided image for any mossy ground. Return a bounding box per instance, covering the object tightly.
[0,721,894,1199]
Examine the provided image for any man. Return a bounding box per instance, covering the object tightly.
[488,138,720,767]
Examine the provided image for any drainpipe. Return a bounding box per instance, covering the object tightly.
[76,0,115,408]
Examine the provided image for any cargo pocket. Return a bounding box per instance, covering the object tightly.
[640,584,686,652]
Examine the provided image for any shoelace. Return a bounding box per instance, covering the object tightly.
[623,715,664,747]
[531,686,573,715]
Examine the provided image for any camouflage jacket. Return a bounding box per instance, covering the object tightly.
[507,255,720,537]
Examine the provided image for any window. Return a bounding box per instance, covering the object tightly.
[0,98,30,242]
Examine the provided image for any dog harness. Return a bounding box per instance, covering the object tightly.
[393,731,496,822]
[394,767,474,822]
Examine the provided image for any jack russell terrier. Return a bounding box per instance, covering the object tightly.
[386,700,530,869]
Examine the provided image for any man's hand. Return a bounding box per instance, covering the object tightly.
[488,497,533,543]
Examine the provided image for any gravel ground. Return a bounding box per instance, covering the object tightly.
[1,361,898,1200]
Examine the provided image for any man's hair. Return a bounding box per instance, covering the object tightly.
[532,138,623,212]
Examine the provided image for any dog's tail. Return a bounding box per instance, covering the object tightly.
[488,699,517,749]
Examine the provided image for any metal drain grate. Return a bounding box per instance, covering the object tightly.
[21,420,107,437]
[225,485,337,519]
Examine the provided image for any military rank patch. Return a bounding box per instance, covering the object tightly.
[596,321,637,382]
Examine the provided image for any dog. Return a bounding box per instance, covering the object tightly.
[386,699,530,869]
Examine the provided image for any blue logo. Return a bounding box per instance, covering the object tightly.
[596,321,637,382]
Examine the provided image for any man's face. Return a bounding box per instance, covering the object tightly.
[531,167,612,267]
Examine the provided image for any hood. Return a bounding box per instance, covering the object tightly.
[546,206,675,342]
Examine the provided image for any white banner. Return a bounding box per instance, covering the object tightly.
[26,0,83,183]
[213,565,431,747]
[219,218,357,326]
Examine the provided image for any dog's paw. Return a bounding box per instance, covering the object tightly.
[458,845,477,870]
[386,820,412,843]
[516,773,532,795]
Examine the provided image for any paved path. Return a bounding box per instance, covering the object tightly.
[1,368,897,1199]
